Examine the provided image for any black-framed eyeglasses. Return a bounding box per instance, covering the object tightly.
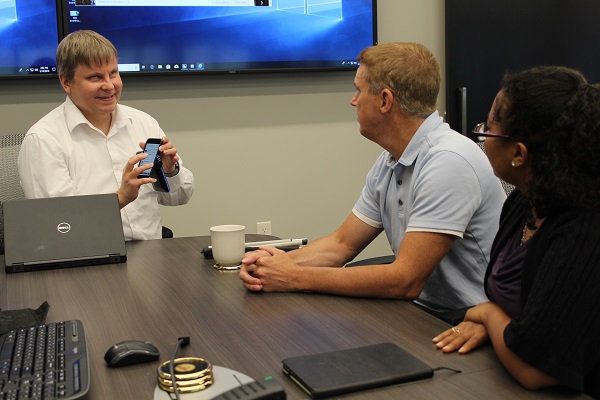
[472,122,521,142]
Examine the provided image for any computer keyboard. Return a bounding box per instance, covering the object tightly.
[0,320,89,399]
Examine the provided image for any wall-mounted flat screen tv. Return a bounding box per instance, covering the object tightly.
[0,0,62,79]
[62,0,377,75]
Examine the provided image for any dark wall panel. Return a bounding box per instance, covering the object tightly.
[445,0,599,137]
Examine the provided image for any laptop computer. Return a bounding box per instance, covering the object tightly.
[3,194,127,273]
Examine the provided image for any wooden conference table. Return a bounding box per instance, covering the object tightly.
[0,236,588,399]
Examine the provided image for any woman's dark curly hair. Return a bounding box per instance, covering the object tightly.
[498,66,600,218]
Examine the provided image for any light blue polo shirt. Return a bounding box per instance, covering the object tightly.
[353,111,505,311]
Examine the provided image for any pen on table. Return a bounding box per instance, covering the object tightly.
[243,238,308,250]
[204,238,308,250]
[202,238,308,258]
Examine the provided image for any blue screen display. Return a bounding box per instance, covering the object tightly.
[63,0,377,75]
[138,141,160,178]
[0,0,61,78]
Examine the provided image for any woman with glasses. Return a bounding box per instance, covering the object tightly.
[433,66,600,397]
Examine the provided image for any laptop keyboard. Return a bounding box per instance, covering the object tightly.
[0,321,89,399]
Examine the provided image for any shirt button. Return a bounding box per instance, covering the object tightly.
[398,199,403,206]
[397,180,402,185]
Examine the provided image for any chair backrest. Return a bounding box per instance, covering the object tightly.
[476,141,515,195]
[0,133,27,253]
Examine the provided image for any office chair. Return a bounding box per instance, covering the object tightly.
[345,255,395,267]
[476,142,515,195]
[0,133,27,255]
[162,226,174,239]
[345,255,468,325]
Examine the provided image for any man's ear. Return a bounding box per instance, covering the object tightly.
[59,74,71,94]
[380,88,394,113]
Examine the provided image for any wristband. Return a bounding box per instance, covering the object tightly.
[164,161,180,177]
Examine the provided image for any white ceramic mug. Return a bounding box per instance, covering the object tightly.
[210,225,245,270]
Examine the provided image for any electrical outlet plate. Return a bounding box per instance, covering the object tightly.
[257,221,272,235]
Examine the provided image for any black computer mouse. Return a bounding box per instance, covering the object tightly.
[104,340,160,368]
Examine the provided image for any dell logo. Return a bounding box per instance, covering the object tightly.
[57,222,71,234]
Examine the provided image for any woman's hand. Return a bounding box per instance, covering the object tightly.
[432,320,489,354]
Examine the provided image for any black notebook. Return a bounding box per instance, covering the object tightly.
[282,342,433,398]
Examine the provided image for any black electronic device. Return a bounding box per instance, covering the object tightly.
[210,377,286,400]
[60,1,377,76]
[104,340,160,368]
[0,0,61,79]
[0,320,90,399]
[4,194,127,273]
[150,154,170,193]
[137,138,162,178]
[3,1,377,80]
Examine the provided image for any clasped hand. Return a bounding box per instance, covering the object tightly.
[239,246,302,292]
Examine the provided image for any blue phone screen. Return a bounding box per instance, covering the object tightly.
[138,142,160,177]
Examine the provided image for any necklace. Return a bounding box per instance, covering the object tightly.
[520,224,538,245]
[520,225,528,245]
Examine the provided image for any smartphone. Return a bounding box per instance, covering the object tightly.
[151,154,170,192]
[137,138,162,178]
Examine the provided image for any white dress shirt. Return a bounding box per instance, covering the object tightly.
[18,96,195,241]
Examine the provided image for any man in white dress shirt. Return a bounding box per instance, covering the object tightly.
[18,30,194,240]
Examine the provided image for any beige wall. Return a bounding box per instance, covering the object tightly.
[0,0,445,260]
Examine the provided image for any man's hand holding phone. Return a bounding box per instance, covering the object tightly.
[116,137,179,208]
[150,136,180,176]
[116,139,161,209]
[137,138,162,178]
[116,151,156,209]
[138,138,172,193]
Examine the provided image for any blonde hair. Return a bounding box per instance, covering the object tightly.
[357,42,440,118]
[56,30,118,82]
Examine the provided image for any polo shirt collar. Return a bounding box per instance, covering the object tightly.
[394,110,441,168]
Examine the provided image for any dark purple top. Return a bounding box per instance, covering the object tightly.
[485,227,530,318]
